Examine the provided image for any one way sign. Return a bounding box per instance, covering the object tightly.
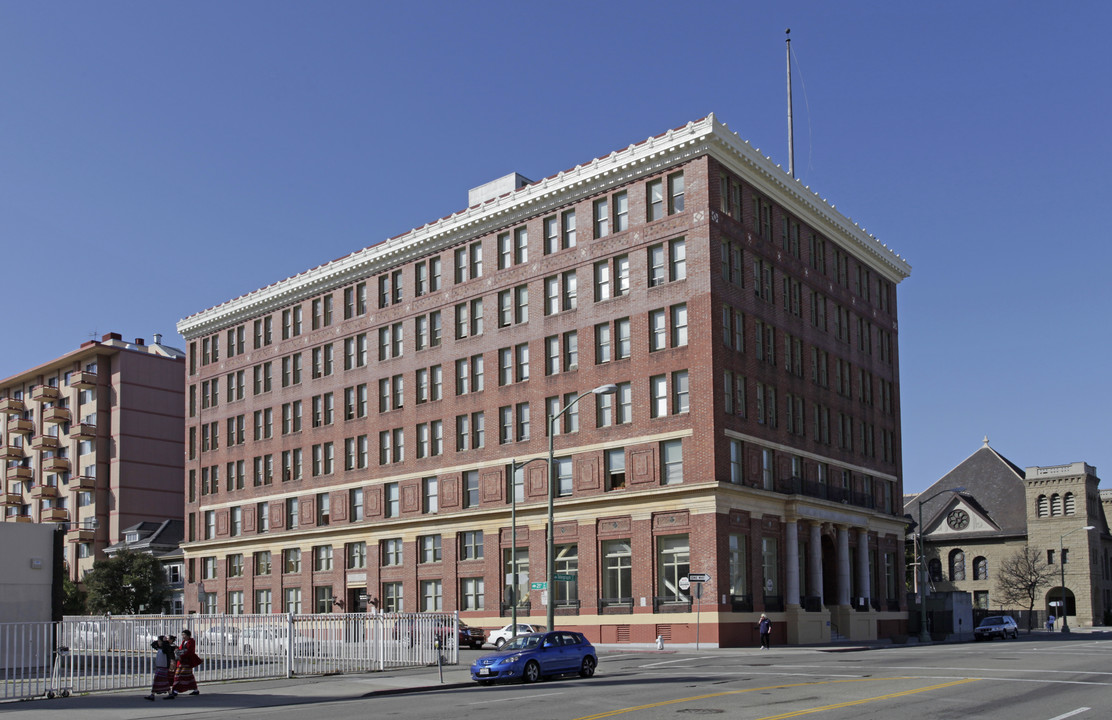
[687,573,710,583]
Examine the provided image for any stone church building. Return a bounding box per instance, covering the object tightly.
[906,439,1112,627]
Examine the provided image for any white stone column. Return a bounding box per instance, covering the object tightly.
[837,525,851,606]
[857,529,871,608]
[785,519,800,607]
[809,522,823,607]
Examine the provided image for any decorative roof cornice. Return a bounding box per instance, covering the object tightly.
[178,113,911,339]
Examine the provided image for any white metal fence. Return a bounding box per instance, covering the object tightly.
[1,612,459,702]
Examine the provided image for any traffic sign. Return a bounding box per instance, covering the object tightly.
[678,577,691,591]
[687,573,710,583]
[531,582,547,590]
[554,573,575,581]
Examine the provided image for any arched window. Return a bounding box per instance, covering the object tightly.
[1037,495,1048,518]
[928,558,942,583]
[1064,492,1075,515]
[949,549,966,581]
[1051,493,1062,516]
[974,556,988,580]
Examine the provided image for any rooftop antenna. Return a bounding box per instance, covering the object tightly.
[786,28,795,179]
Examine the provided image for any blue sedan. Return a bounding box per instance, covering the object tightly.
[470,631,597,684]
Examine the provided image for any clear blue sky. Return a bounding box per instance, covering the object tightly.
[3,1,1110,494]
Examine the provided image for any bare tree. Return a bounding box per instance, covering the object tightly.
[995,545,1056,631]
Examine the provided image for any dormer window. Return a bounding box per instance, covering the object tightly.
[126,532,139,543]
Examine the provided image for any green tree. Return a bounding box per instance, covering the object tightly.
[84,549,169,614]
[995,545,1056,632]
[62,576,87,615]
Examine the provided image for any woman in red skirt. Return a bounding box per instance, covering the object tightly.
[169,629,203,697]
[144,635,176,700]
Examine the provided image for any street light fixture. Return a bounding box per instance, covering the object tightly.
[916,486,964,643]
[546,384,618,632]
[508,456,547,639]
[1059,525,1095,633]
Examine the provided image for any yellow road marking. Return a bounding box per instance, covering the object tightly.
[573,677,979,720]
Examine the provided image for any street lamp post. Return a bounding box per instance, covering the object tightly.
[546,384,617,633]
[1059,525,1095,633]
[917,487,964,643]
[508,456,547,639]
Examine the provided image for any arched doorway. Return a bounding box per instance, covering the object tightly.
[1046,587,1076,618]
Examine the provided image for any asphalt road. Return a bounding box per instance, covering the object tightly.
[235,634,1109,720]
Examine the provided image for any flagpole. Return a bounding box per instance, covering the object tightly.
[786,28,794,179]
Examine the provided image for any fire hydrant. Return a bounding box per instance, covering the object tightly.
[656,635,664,650]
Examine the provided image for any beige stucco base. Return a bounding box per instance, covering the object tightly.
[786,606,831,645]
[828,606,878,641]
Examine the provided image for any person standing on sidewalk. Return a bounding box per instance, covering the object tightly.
[758,614,772,649]
[144,635,177,701]
[170,629,203,697]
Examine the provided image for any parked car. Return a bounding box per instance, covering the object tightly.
[487,622,545,648]
[974,615,1019,641]
[67,621,108,651]
[440,621,486,649]
[238,627,318,656]
[202,624,240,647]
[471,631,597,684]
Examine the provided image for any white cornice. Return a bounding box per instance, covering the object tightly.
[178,113,911,339]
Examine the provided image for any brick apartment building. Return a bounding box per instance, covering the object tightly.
[0,333,185,582]
[176,114,911,645]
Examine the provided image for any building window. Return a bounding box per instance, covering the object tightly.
[314,545,333,571]
[346,541,366,569]
[463,470,479,508]
[658,535,690,602]
[593,198,609,238]
[254,551,271,576]
[461,577,485,611]
[282,588,301,614]
[605,448,626,491]
[383,538,403,566]
[973,556,988,581]
[949,549,966,581]
[646,179,663,221]
[614,191,629,231]
[423,476,439,513]
[661,439,683,485]
[974,590,989,610]
[602,539,632,602]
[384,482,399,517]
[554,544,578,607]
[382,582,403,613]
[316,492,330,525]
[762,537,780,598]
[255,589,272,614]
[668,172,684,214]
[421,580,443,612]
[729,534,749,598]
[729,439,743,484]
[461,530,484,560]
[283,548,301,574]
[504,548,529,608]
[554,456,573,497]
[314,586,334,614]
[420,534,442,563]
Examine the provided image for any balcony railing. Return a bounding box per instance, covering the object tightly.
[0,493,23,506]
[42,508,69,523]
[12,515,32,523]
[31,386,60,403]
[30,485,59,500]
[0,398,27,415]
[68,371,97,389]
[6,467,32,481]
[6,418,33,435]
[0,445,24,461]
[30,435,60,451]
[773,476,876,511]
[43,407,72,425]
[43,457,71,473]
[68,526,96,541]
[69,423,97,440]
[73,474,96,490]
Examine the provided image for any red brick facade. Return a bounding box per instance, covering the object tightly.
[179,116,910,644]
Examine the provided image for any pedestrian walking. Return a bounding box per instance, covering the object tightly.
[1046,614,1056,631]
[144,635,177,701]
[758,614,772,649]
[170,629,203,697]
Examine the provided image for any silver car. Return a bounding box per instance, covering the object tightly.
[974,615,1018,640]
